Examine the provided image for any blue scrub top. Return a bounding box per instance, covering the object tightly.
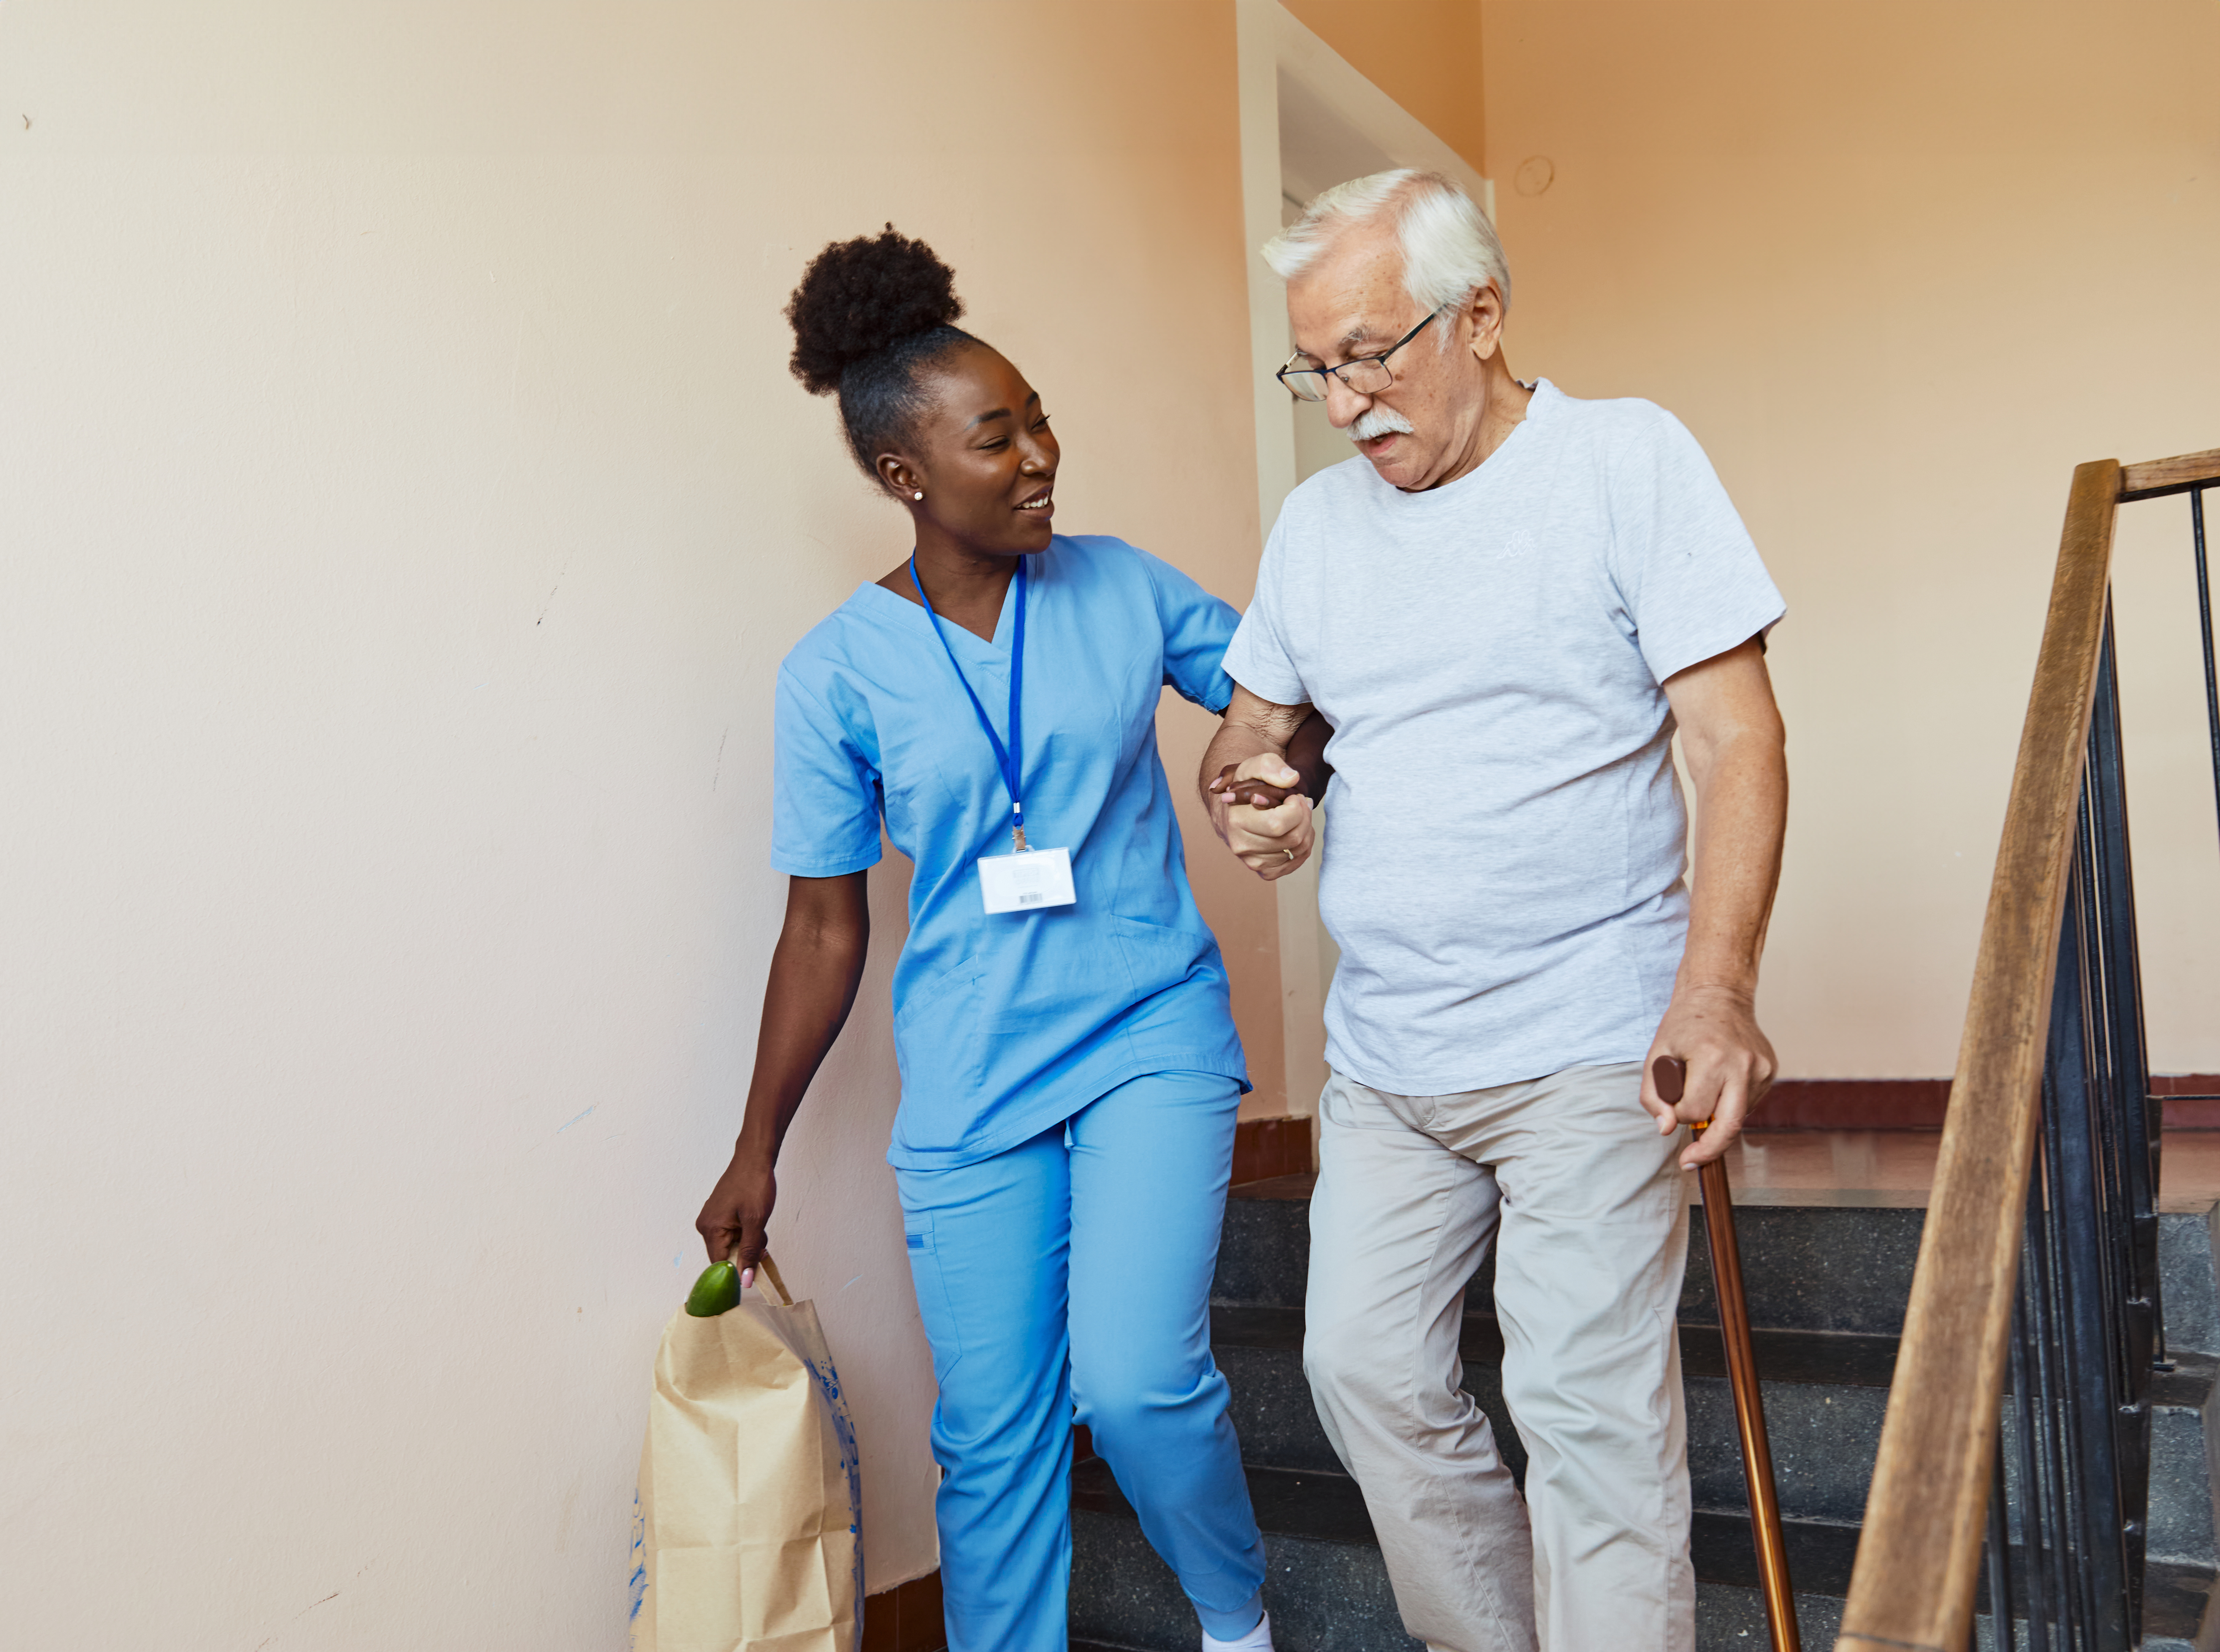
[771,535,1250,1171]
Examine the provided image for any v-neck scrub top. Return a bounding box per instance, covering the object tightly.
[771,535,1250,1171]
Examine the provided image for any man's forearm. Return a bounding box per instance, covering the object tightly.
[1198,718,1281,804]
[1198,686,1315,811]
[1677,728,1787,996]
[1645,638,1786,1160]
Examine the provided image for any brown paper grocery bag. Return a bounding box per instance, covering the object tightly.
[628,1255,863,1652]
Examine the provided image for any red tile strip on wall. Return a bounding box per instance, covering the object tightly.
[861,1570,946,1652]
[1230,1115,1315,1184]
[1751,1076,2220,1130]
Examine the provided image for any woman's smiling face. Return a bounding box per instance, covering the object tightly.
[881,342,1059,558]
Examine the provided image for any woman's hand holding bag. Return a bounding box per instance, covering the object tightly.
[696,1145,777,1289]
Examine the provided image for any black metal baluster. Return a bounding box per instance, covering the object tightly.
[2086,609,2160,1380]
[2048,846,2132,1649]
[2194,487,2220,849]
[2080,627,2157,1638]
[1984,1409,2015,1650]
[2022,1142,2074,1645]
[2010,1277,2049,1652]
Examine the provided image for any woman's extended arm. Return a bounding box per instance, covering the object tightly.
[1282,709,1334,803]
[695,871,871,1276]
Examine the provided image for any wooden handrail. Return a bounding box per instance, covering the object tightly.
[2118,445,2220,502]
[1835,444,2218,1648]
[1834,458,2122,1651]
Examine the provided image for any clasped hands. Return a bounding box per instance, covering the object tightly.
[1205,755,1314,882]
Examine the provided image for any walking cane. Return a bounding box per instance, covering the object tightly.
[1654,1055,1801,1652]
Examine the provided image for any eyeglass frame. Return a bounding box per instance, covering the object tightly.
[1276,307,1444,402]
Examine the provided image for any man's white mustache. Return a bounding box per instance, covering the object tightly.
[1349,406,1416,443]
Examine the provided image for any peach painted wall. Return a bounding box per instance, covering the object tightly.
[1280,0,1488,174]
[1484,0,2220,1078]
[0,2,1271,1644]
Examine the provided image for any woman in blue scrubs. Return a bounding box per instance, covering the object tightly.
[694,229,1305,1652]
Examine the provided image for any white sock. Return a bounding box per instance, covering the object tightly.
[1201,1609,1273,1652]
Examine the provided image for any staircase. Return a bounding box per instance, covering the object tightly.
[1067,1171,2220,1651]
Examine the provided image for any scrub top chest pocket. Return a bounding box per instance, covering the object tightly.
[910,555,1078,916]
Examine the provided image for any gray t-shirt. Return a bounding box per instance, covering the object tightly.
[1225,380,1785,1096]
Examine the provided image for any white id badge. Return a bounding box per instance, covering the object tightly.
[978,847,1077,915]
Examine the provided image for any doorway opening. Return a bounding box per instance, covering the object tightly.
[1232,0,1491,1115]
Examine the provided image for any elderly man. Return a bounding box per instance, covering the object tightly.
[1200,171,1788,1651]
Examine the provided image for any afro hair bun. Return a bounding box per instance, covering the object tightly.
[786,225,966,396]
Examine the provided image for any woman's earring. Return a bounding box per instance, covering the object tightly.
[912,491,924,501]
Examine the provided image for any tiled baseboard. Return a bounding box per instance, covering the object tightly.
[1222,1081,2220,1163]
[1754,1075,2220,1130]
[1756,1079,1952,1129]
[2155,1074,2220,1128]
[1231,1114,1313,1183]
[862,1569,945,1652]
[1228,1080,2220,1159]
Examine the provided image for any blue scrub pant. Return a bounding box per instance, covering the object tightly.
[896,1069,1267,1652]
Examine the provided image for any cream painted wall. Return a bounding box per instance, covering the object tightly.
[0,3,1275,1644]
[1484,0,2220,1077]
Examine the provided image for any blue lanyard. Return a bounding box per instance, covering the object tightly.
[910,554,1030,852]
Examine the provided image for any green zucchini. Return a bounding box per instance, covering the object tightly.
[684,1259,742,1317]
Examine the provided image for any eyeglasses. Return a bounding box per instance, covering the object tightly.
[1276,309,1442,402]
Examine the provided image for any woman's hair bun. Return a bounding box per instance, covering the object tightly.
[786,225,966,396]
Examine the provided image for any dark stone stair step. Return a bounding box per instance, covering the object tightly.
[1216,1178,1926,1337]
[1074,1456,1858,1591]
[1074,1458,2219,1651]
[1209,1306,1893,1523]
[1074,1567,1848,1652]
[1076,1459,2218,1645]
[1070,1458,1858,1652]
[1072,1509,1418,1652]
[1209,1303,1902,1387]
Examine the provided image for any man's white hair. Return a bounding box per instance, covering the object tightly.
[1263,170,1511,326]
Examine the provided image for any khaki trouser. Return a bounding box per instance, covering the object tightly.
[1304,1063,1694,1652]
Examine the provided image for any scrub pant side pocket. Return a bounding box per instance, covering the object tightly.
[902,1213,963,1385]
